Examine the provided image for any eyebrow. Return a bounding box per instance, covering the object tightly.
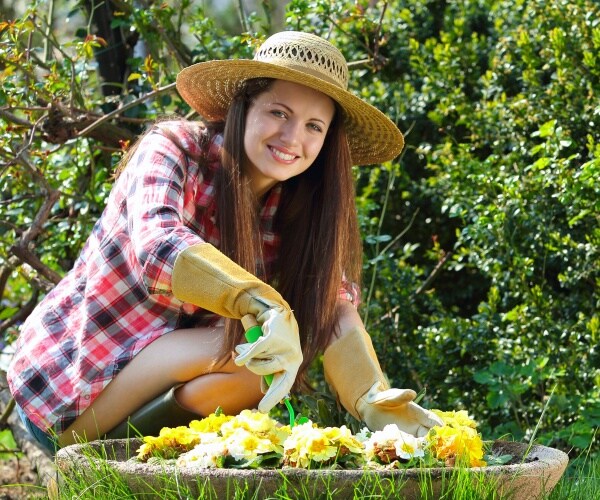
[272,102,329,125]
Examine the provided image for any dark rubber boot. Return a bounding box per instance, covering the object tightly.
[104,386,199,439]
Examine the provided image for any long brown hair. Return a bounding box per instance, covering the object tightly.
[216,78,362,390]
[115,79,362,391]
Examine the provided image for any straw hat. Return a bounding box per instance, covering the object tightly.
[176,31,404,165]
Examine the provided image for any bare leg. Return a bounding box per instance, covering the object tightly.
[58,325,262,446]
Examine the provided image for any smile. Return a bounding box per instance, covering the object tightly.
[270,147,297,161]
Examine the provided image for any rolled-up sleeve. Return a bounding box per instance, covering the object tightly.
[126,128,205,294]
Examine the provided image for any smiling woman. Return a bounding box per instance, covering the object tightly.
[7,31,441,455]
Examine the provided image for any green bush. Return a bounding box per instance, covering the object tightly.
[1,0,598,461]
[354,0,599,455]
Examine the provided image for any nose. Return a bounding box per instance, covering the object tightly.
[279,119,302,146]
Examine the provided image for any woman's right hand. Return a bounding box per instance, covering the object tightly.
[234,298,303,413]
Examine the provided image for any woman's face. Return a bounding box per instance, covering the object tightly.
[243,79,336,196]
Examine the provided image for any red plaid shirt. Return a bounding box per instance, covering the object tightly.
[8,121,359,434]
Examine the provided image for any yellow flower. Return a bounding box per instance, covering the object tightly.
[283,422,328,467]
[397,437,425,460]
[219,409,288,456]
[271,426,291,446]
[136,438,160,461]
[136,426,200,461]
[283,422,363,468]
[308,435,338,462]
[427,408,486,467]
[163,426,200,446]
[431,409,478,429]
[138,406,490,470]
[427,425,486,467]
[189,412,233,434]
[222,409,275,435]
[323,425,364,455]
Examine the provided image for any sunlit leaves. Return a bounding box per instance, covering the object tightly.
[81,34,107,59]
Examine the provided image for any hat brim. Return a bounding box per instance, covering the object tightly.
[176,59,404,166]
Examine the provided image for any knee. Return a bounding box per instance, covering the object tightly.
[176,368,262,416]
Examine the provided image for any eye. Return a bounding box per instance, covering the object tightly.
[308,122,324,133]
[270,109,287,119]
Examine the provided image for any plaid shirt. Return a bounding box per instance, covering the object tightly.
[8,121,359,435]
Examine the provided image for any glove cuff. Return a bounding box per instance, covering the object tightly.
[323,326,389,420]
[172,243,289,318]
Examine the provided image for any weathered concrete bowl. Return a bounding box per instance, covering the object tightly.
[55,439,568,499]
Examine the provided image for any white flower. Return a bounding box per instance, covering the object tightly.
[226,427,274,461]
[394,433,425,460]
[177,440,227,468]
[363,424,425,461]
[354,427,372,443]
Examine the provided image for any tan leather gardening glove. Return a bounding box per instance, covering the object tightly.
[323,326,443,437]
[172,243,302,413]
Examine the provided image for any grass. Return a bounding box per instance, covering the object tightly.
[548,450,600,500]
[42,440,596,499]
[0,441,597,498]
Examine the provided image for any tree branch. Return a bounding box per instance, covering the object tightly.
[0,108,32,128]
[414,251,453,296]
[10,245,62,286]
[0,288,39,333]
[7,162,63,286]
[18,264,56,293]
[76,82,177,139]
[15,171,60,245]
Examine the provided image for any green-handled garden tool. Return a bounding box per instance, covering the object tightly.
[241,314,301,428]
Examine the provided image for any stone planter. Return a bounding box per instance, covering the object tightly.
[55,439,568,499]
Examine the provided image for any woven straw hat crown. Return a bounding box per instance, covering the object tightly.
[176,31,404,165]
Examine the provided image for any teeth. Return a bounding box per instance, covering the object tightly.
[271,148,295,161]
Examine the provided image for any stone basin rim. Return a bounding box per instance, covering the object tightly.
[55,439,569,500]
[56,438,568,479]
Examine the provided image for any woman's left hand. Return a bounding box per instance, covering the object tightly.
[355,383,444,437]
[323,302,444,436]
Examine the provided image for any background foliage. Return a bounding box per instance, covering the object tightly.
[1,0,598,463]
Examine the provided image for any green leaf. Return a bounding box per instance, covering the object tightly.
[413,387,426,404]
[568,209,591,227]
[570,434,592,450]
[484,453,513,466]
[0,307,18,320]
[473,371,495,385]
[365,234,392,244]
[317,399,334,426]
[487,391,509,409]
[531,157,551,171]
[538,119,557,138]
[0,429,21,460]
